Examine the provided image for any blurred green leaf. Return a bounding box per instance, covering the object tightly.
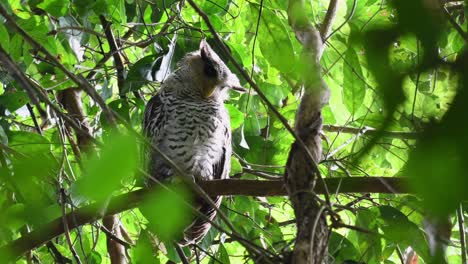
[0,24,9,52]
[76,131,138,201]
[17,16,57,56]
[133,230,156,264]
[0,203,26,231]
[355,208,382,263]
[140,184,193,242]
[343,47,366,114]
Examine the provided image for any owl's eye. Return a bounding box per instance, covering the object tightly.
[204,64,217,78]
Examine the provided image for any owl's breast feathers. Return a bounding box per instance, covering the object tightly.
[143,89,231,182]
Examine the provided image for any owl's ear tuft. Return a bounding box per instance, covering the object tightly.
[200,40,214,63]
[200,40,218,78]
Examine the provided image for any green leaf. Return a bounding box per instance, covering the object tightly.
[343,47,366,115]
[217,244,230,264]
[203,0,230,15]
[133,230,156,264]
[261,83,286,107]
[378,206,430,261]
[354,208,382,263]
[0,91,30,112]
[112,0,127,24]
[76,131,138,201]
[37,0,68,17]
[17,16,58,56]
[0,24,10,52]
[87,251,102,264]
[139,184,193,242]
[408,136,467,216]
[328,232,359,263]
[0,204,27,231]
[225,104,244,130]
[8,0,31,19]
[8,131,51,154]
[257,7,296,73]
[230,157,242,176]
[9,34,23,61]
[122,55,157,94]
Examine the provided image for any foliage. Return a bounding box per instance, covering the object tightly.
[0,0,467,263]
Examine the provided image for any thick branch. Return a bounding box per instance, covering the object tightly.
[0,177,410,261]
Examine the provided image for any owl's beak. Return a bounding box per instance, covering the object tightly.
[231,86,248,93]
[202,85,217,98]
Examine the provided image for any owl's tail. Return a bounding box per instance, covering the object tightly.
[178,196,222,247]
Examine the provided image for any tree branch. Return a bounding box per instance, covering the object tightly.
[99,15,127,97]
[320,0,340,39]
[322,124,419,139]
[0,177,410,261]
[0,4,116,125]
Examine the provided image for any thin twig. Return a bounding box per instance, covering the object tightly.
[0,44,96,145]
[323,0,357,42]
[98,225,133,249]
[458,204,467,264]
[60,189,83,264]
[0,5,116,124]
[322,124,419,139]
[99,15,127,97]
[174,243,190,264]
[441,2,468,42]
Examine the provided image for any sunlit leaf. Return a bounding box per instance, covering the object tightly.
[217,244,230,264]
[343,47,366,114]
[0,91,29,112]
[87,251,102,264]
[37,0,67,17]
[226,104,244,130]
[257,7,296,74]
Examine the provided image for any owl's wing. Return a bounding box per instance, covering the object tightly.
[212,125,231,180]
[143,94,163,138]
[141,94,173,184]
[212,147,226,180]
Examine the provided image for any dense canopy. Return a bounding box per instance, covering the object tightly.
[0,0,467,263]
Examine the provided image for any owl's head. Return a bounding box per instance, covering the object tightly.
[180,40,241,100]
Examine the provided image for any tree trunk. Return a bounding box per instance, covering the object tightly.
[285,0,336,262]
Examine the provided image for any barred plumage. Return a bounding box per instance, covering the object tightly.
[143,40,240,245]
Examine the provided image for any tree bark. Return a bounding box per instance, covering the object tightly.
[285,0,339,262]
